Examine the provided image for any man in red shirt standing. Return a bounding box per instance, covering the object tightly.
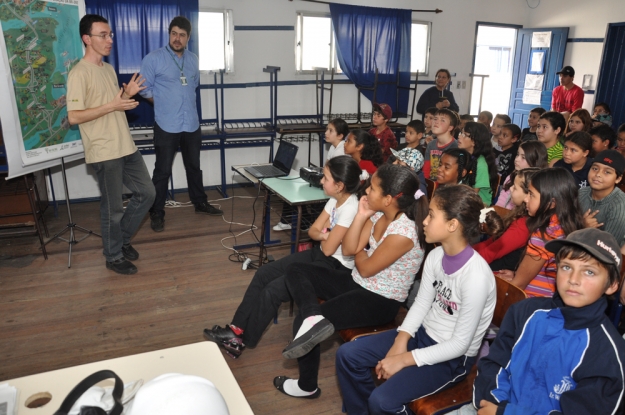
[551,66,584,121]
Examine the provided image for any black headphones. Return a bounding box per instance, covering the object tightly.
[53,370,124,415]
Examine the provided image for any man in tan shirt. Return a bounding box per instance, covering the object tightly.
[67,14,155,275]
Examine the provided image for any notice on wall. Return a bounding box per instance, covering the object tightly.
[531,31,552,48]
[530,51,545,73]
[524,74,544,90]
[522,89,542,105]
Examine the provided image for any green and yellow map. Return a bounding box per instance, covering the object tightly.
[1,0,82,161]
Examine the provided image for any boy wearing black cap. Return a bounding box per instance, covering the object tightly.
[551,66,584,120]
[369,103,397,162]
[451,228,625,415]
[579,149,625,247]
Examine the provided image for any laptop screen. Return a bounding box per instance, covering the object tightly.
[273,141,299,173]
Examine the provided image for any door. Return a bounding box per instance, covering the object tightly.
[469,24,520,117]
[596,23,625,131]
[508,28,569,126]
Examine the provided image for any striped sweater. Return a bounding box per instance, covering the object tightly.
[524,215,564,298]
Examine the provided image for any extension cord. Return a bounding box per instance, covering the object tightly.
[242,258,252,270]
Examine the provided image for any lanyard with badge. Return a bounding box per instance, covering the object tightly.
[166,46,187,86]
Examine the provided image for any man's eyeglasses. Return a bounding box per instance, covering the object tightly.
[89,33,114,40]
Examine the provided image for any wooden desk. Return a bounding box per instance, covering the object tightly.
[4,342,253,415]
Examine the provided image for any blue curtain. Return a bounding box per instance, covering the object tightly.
[330,3,411,116]
[85,0,198,125]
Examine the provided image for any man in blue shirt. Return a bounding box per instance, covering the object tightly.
[140,16,222,232]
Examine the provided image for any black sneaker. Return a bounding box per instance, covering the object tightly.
[195,202,223,216]
[221,338,246,359]
[150,213,164,232]
[203,325,246,359]
[121,244,139,261]
[105,258,137,275]
[203,325,241,343]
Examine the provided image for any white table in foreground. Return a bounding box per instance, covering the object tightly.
[4,342,253,415]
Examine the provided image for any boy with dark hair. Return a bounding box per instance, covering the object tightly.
[369,102,397,162]
[452,228,625,415]
[422,107,438,147]
[458,114,474,132]
[554,131,593,188]
[494,123,520,183]
[423,108,458,179]
[589,123,617,155]
[521,107,546,142]
[579,150,625,247]
[398,119,425,151]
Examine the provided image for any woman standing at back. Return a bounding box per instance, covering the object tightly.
[416,69,460,117]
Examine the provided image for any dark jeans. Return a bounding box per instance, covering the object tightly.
[231,246,347,348]
[284,263,401,391]
[336,327,476,415]
[90,150,155,262]
[151,123,206,217]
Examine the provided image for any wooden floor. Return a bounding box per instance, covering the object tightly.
[0,187,345,414]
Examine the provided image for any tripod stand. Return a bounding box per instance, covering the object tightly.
[43,157,100,267]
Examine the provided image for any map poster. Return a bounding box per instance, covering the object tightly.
[0,0,84,167]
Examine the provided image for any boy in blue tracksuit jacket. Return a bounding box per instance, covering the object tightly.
[452,228,625,415]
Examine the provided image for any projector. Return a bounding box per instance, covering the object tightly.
[300,166,324,188]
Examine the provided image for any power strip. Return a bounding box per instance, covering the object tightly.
[242,258,252,270]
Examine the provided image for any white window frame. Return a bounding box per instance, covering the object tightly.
[411,20,432,76]
[295,14,431,76]
[198,9,234,73]
[295,12,339,74]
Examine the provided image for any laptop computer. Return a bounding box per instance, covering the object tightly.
[244,141,299,179]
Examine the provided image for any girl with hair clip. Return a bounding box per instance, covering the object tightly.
[203,156,362,358]
[457,122,499,205]
[564,108,593,137]
[495,140,548,209]
[336,184,496,415]
[344,129,384,181]
[498,168,584,297]
[273,164,428,399]
[474,168,539,271]
[435,148,470,190]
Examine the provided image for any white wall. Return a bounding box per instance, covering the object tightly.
[56,0,537,200]
[527,0,625,111]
